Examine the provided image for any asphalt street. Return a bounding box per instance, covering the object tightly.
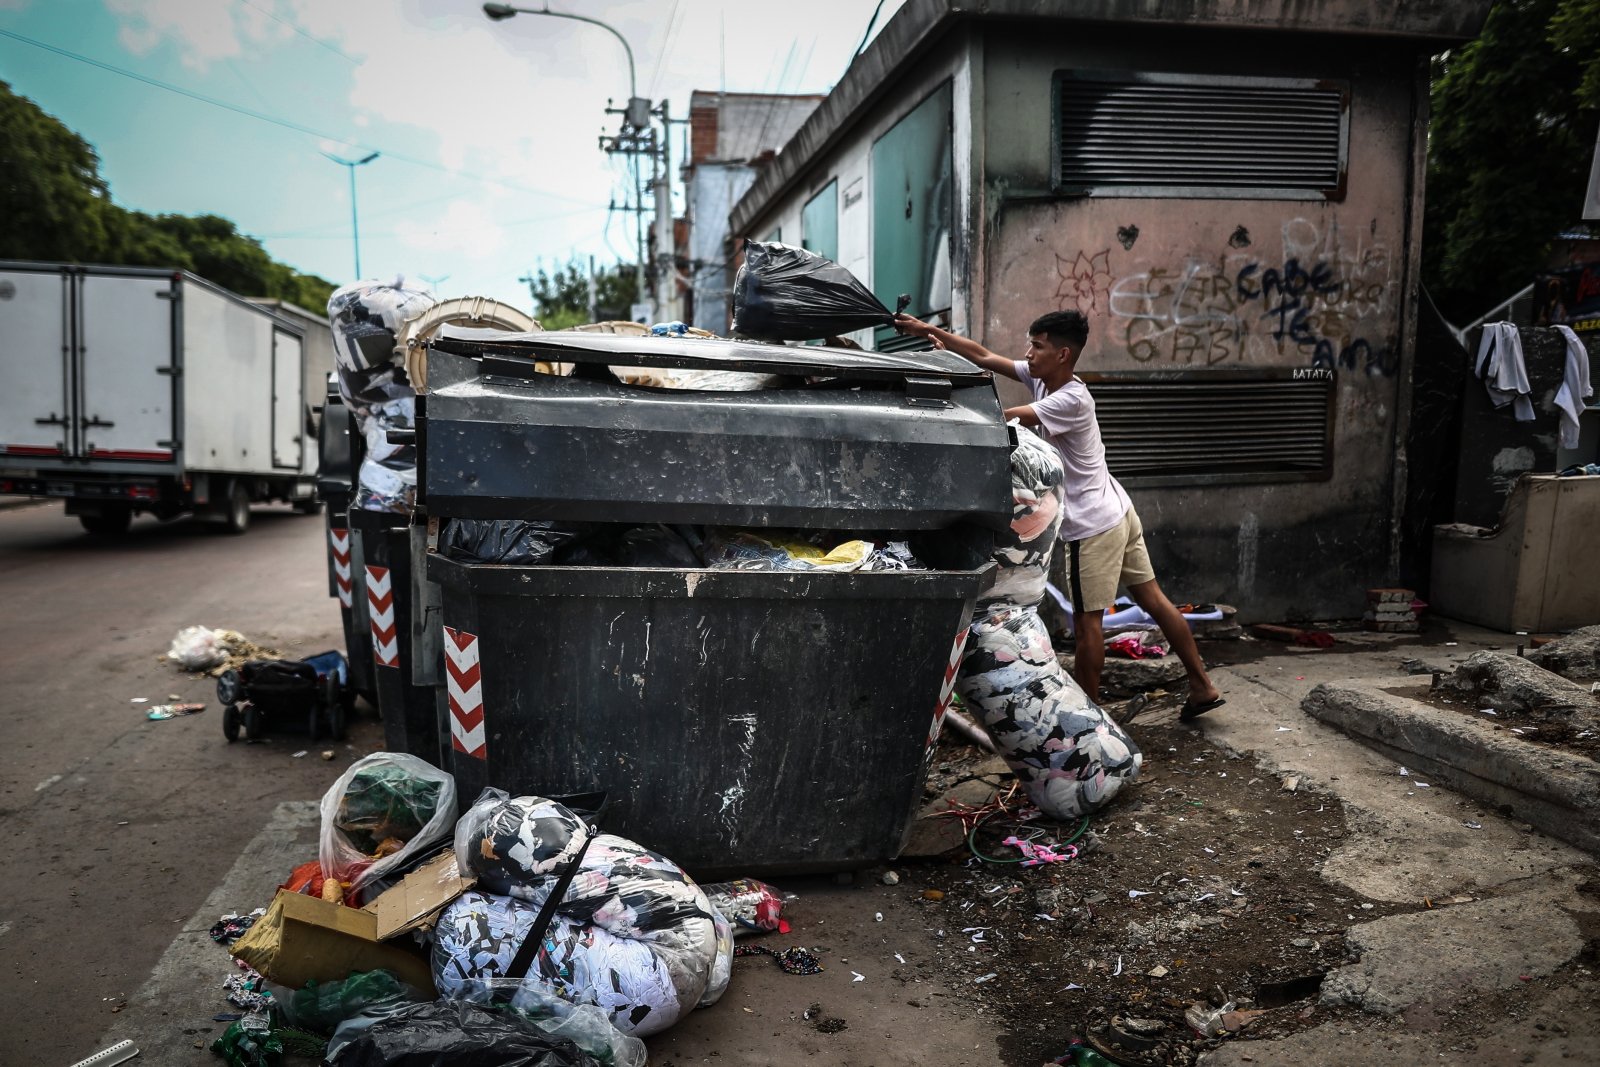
[0,500,384,1063]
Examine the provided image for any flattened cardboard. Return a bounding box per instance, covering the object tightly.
[230,888,436,993]
[363,848,474,940]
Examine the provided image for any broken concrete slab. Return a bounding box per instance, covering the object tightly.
[1303,681,1600,855]
[1320,891,1583,1015]
[1435,651,1596,714]
[1526,625,1600,682]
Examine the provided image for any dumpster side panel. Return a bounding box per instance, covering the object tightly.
[433,561,985,876]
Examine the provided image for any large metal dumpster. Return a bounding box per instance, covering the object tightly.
[315,378,376,706]
[418,330,1012,874]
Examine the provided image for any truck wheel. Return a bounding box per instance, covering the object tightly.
[80,508,132,536]
[222,481,251,535]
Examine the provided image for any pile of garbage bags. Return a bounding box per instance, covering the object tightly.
[327,278,437,513]
[220,753,747,1064]
[953,427,1143,820]
[435,791,732,1038]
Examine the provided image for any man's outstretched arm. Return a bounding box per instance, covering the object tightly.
[893,314,1020,380]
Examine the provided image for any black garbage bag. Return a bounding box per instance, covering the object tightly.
[552,524,703,568]
[732,240,893,341]
[332,1001,603,1067]
[439,519,588,565]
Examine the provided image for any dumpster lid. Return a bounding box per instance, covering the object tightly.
[427,326,992,385]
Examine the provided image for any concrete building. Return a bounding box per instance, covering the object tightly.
[730,0,1494,621]
[681,91,823,332]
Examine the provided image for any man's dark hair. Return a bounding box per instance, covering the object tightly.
[1028,310,1089,350]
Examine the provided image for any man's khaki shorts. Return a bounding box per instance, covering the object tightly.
[1059,506,1157,614]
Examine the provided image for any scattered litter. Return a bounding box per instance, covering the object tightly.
[1276,726,1293,732]
[1464,821,1483,830]
[1056,983,1084,992]
[1112,955,1123,977]
[1194,893,1215,902]
[1203,847,1215,854]
[1361,903,1375,909]
[1478,708,1497,716]
[881,870,900,886]
[1147,965,1169,978]
[1398,767,1410,777]
[1035,913,1056,921]
[1186,1000,1236,1037]
[1416,782,1431,788]
[894,953,906,964]
[1128,890,1152,899]
[1282,776,1300,793]
[146,702,204,721]
[130,698,148,704]
[874,912,883,922]
[1445,641,1458,646]
[291,750,308,758]
[921,889,945,901]
[851,972,865,983]
[320,750,336,760]
[1230,889,1245,897]
[974,973,997,984]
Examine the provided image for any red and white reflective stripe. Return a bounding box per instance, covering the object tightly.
[329,528,352,608]
[87,448,174,461]
[444,626,486,759]
[366,565,399,667]
[926,626,970,751]
[2,444,63,456]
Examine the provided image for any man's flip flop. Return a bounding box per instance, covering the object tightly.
[1179,696,1226,722]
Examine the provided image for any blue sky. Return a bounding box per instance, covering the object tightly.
[0,0,902,308]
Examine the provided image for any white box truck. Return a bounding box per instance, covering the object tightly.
[0,261,332,534]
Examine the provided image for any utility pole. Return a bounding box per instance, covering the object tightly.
[652,99,676,323]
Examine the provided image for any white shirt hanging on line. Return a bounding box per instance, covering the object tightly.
[1475,322,1534,421]
[1552,325,1595,449]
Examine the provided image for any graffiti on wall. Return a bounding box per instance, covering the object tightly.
[1064,219,1399,375]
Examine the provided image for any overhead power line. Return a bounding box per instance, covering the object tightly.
[0,27,594,205]
[232,0,361,65]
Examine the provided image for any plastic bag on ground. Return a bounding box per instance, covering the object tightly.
[732,240,892,341]
[447,981,646,1067]
[289,969,429,1036]
[329,999,605,1066]
[168,625,229,670]
[701,878,787,936]
[319,753,457,905]
[954,428,1142,820]
[439,791,731,1036]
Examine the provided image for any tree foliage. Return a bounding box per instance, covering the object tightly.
[526,259,640,330]
[0,80,334,310]
[1424,0,1600,321]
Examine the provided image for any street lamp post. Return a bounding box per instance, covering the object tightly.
[321,149,380,280]
[482,2,649,310]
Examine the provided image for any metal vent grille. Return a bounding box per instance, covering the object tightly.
[1081,372,1334,485]
[1055,72,1347,198]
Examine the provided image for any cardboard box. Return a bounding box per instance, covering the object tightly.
[362,848,475,940]
[230,889,437,993]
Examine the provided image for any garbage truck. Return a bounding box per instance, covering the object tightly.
[0,261,332,534]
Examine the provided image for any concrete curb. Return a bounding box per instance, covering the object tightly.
[1303,681,1600,855]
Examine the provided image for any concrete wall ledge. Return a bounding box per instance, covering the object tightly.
[1303,681,1600,856]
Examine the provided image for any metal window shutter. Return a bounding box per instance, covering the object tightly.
[1084,374,1334,485]
[1056,76,1346,196]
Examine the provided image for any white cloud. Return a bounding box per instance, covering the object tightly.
[394,197,513,258]
[105,0,287,71]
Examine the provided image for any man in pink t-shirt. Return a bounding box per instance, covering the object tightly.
[895,310,1223,720]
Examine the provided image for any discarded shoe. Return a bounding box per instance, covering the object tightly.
[1178,696,1226,722]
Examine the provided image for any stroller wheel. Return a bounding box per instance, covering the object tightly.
[307,700,321,743]
[222,704,241,742]
[217,669,242,707]
[243,704,264,741]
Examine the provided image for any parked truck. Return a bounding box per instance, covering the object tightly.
[0,261,333,535]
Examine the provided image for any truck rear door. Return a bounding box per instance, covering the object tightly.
[77,271,177,462]
[0,267,72,460]
[271,326,304,469]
